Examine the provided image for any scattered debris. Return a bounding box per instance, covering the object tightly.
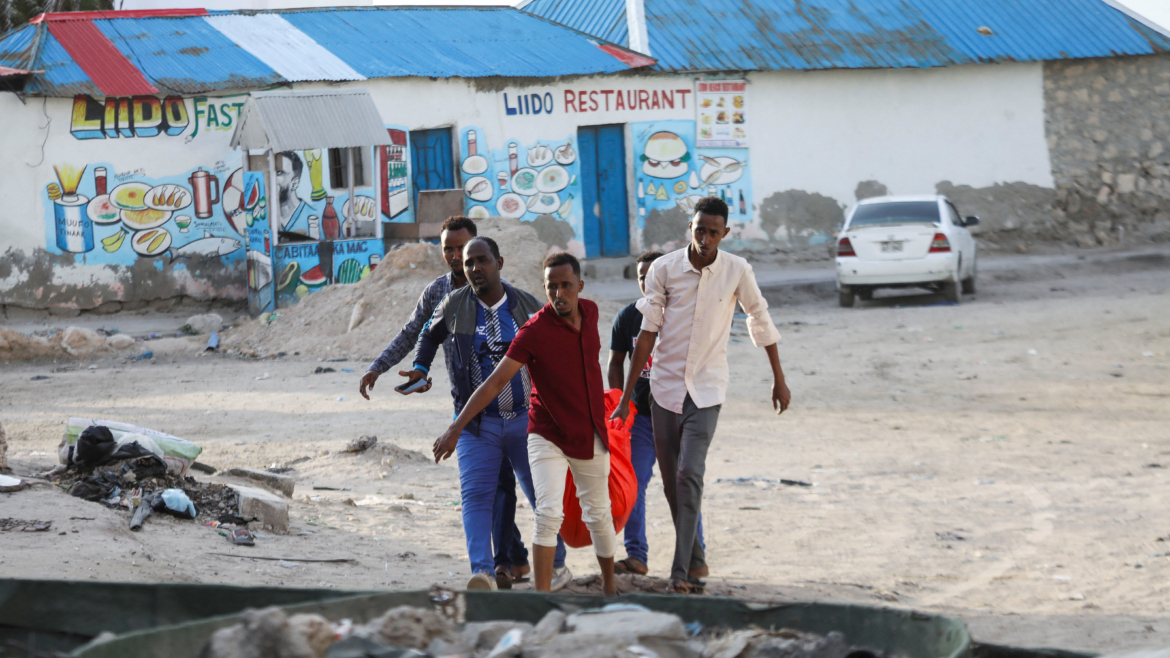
[191,461,218,475]
[314,367,336,374]
[935,531,966,542]
[132,350,154,361]
[0,518,52,532]
[30,375,50,381]
[345,435,378,453]
[205,332,220,352]
[715,477,812,487]
[206,553,356,563]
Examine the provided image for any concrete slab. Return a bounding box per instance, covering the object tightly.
[223,467,295,497]
[230,484,290,533]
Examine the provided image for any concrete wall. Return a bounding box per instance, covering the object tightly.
[1045,53,1170,247]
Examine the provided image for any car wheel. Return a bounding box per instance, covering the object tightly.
[838,289,855,308]
[943,280,961,304]
[962,272,976,294]
[858,289,873,301]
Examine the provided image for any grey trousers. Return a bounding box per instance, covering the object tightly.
[651,394,721,581]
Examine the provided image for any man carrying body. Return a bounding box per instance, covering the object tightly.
[613,197,790,594]
[433,253,617,596]
[607,250,704,577]
[361,217,548,587]
[410,238,570,591]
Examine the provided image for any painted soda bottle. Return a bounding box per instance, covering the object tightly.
[322,196,340,240]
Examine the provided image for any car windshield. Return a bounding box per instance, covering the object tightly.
[849,201,940,228]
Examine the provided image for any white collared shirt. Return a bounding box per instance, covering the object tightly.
[636,247,781,413]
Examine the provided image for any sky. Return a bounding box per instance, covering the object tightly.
[1114,0,1170,30]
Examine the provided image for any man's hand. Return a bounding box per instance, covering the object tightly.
[609,396,631,423]
[433,426,460,463]
[396,369,433,395]
[359,370,379,400]
[772,378,791,415]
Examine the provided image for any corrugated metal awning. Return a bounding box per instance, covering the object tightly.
[0,65,33,76]
[231,88,394,153]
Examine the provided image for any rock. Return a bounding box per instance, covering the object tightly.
[530,609,567,644]
[201,606,317,658]
[354,605,456,650]
[345,435,378,453]
[347,300,367,333]
[1117,173,1137,194]
[106,334,136,350]
[231,484,290,533]
[184,313,224,335]
[565,608,687,643]
[287,613,334,658]
[461,621,533,652]
[224,467,296,497]
[60,327,108,357]
[0,422,7,471]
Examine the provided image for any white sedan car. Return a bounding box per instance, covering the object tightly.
[835,195,978,307]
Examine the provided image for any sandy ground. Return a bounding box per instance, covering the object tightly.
[1,245,1168,653]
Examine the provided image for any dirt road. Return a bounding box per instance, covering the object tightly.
[1,246,1168,652]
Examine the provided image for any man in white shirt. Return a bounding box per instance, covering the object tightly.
[612,196,790,594]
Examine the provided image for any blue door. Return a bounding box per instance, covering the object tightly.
[409,128,455,211]
[578,125,629,258]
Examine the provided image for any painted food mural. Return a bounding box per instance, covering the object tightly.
[631,120,753,248]
[44,161,244,265]
[460,127,584,256]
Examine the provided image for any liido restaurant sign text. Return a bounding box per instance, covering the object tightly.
[502,87,693,116]
[696,80,748,148]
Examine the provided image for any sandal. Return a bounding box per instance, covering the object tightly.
[494,567,513,590]
[228,528,254,546]
[615,557,648,576]
[666,578,692,594]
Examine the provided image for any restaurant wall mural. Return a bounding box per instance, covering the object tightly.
[459,126,584,255]
[42,159,245,268]
[631,119,753,245]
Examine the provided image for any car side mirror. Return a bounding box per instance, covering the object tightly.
[965,216,980,226]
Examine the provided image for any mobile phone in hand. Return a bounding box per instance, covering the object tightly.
[395,377,429,394]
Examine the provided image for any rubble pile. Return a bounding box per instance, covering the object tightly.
[202,601,896,658]
[55,458,236,522]
[223,217,561,359]
[0,326,140,362]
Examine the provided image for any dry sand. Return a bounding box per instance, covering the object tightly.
[1,245,1168,653]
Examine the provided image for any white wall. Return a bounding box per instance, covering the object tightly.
[749,62,1053,208]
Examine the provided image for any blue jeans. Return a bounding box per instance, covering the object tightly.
[624,413,704,565]
[458,414,565,575]
[493,458,529,570]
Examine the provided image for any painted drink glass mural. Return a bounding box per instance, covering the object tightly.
[460,127,584,256]
[632,120,753,249]
[44,160,245,267]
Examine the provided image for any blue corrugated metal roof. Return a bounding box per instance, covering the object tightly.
[281,7,638,79]
[0,6,654,96]
[521,0,1170,71]
[94,16,282,93]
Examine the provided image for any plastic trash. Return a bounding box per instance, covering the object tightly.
[132,351,153,361]
[204,332,219,352]
[487,629,523,658]
[161,489,197,518]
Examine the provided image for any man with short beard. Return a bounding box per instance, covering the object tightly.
[412,238,563,591]
[362,219,560,586]
[432,252,617,596]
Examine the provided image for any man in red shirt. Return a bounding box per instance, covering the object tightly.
[432,252,617,596]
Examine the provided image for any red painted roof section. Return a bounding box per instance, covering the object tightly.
[0,65,33,76]
[46,19,158,96]
[30,8,207,23]
[596,43,655,68]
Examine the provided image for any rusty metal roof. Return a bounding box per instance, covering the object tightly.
[521,0,1170,71]
[231,88,395,152]
[0,6,656,97]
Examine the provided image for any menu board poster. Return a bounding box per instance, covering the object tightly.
[696,80,747,148]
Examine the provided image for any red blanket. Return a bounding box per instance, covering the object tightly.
[560,389,638,548]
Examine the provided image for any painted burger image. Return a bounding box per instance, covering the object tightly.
[640,131,690,179]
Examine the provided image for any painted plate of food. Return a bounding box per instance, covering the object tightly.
[510,168,539,196]
[468,205,490,219]
[536,165,570,193]
[86,195,121,224]
[110,182,151,211]
[527,144,554,168]
[554,139,576,165]
[526,192,561,215]
[121,207,172,231]
[145,184,191,211]
[496,193,526,219]
[464,176,493,202]
[130,227,172,257]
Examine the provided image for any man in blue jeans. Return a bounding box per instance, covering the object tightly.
[607,250,704,576]
[361,217,531,586]
[406,237,569,591]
